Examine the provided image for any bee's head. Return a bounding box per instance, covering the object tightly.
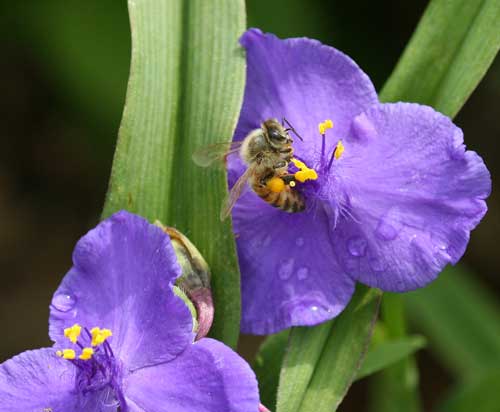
[262,119,292,148]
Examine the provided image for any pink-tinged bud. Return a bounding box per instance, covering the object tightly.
[189,287,214,341]
[259,404,271,412]
[159,224,214,340]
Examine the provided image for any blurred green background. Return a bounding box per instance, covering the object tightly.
[0,1,498,410]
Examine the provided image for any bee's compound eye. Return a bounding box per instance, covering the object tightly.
[269,128,285,142]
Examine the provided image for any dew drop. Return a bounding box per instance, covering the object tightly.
[295,237,305,247]
[347,236,367,257]
[311,305,319,312]
[52,293,76,312]
[375,207,403,241]
[278,258,295,280]
[296,267,309,280]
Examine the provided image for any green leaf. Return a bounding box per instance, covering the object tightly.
[405,266,500,377]
[102,0,246,347]
[379,0,500,117]
[254,329,424,409]
[356,335,426,381]
[276,286,382,412]
[253,330,290,410]
[439,369,500,412]
[370,295,422,412]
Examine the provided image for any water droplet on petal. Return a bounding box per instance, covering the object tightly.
[296,267,309,280]
[52,293,76,312]
[278,258,295,280]
[375,207,403,241]
[311,305,319,312]
[295,237,305,247]
[347,236,367,257]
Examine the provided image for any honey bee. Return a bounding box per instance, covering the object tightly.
[193,118,306,220]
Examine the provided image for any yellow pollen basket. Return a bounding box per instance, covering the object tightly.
[79,347,94,361]
[56,349,76,360]
[334,140,345,160]
[266,176,285,193]
[63,324,82,344]
[318,119,334,135]
[90,327,113,347]
[291,158,318,183]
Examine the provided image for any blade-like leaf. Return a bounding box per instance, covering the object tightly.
[167,0,245,348]
[254,329,424,409]
[253,330,290,410]
[276,286,381,412]
[380,0,500,118]
[356,335,426,381]
[102,0,245,347]
[405,266,500,377]
[276,321,333,412]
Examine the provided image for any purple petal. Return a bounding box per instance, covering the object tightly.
[123,338,259,412]
[232,193,356,334]
[333,103,490,291]
[49,211,193,371]
[0,348,78,411]
[232,28,378,169]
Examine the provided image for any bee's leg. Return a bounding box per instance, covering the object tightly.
[281,174,297,186]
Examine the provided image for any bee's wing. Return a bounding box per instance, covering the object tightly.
[220,165,255,221]
[192,141,242,168]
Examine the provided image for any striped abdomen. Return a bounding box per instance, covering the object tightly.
[252,181,305,213]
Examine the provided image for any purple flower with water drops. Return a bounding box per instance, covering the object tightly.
[0,211,259,411]
[229,29,491,335]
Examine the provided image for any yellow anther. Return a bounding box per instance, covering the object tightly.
[318,119,334,135]
[90,327,113,347]
[334,140,345,160]
[79,347,94,361]
[289,181,296,188]
[56,349,76,360]
[64,324,82,344]
[266,176,285,193]
[295,169,318,182]
[291,158,318,183]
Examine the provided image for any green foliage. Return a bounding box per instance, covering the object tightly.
[405,266,500,376]
[440,369,500,412]
[357,335,426,381]
[380,0,500,118]
[102,0,246,348]
[276,287,382,412]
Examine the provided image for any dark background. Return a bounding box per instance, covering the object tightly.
[0,1,498,410]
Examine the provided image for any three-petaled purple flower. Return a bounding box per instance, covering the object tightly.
[229,29,491,335]
[0,211,259,411]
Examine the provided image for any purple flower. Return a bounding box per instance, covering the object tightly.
[0,211,259,411]
[229,29,491,335]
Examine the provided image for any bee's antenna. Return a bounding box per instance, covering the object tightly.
[283,117,304,141]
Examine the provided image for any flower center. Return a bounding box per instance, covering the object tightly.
[56,324,126,410]
[270,119,344,194]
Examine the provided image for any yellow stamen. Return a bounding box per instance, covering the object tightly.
[318,119,334,135]
[291,158,318,183]
[79,347,94,361]
[63,324,82,344]
[56,349,76,360]
[266,176,285,193]
[334,140,345,160]
[90,327,113,347]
